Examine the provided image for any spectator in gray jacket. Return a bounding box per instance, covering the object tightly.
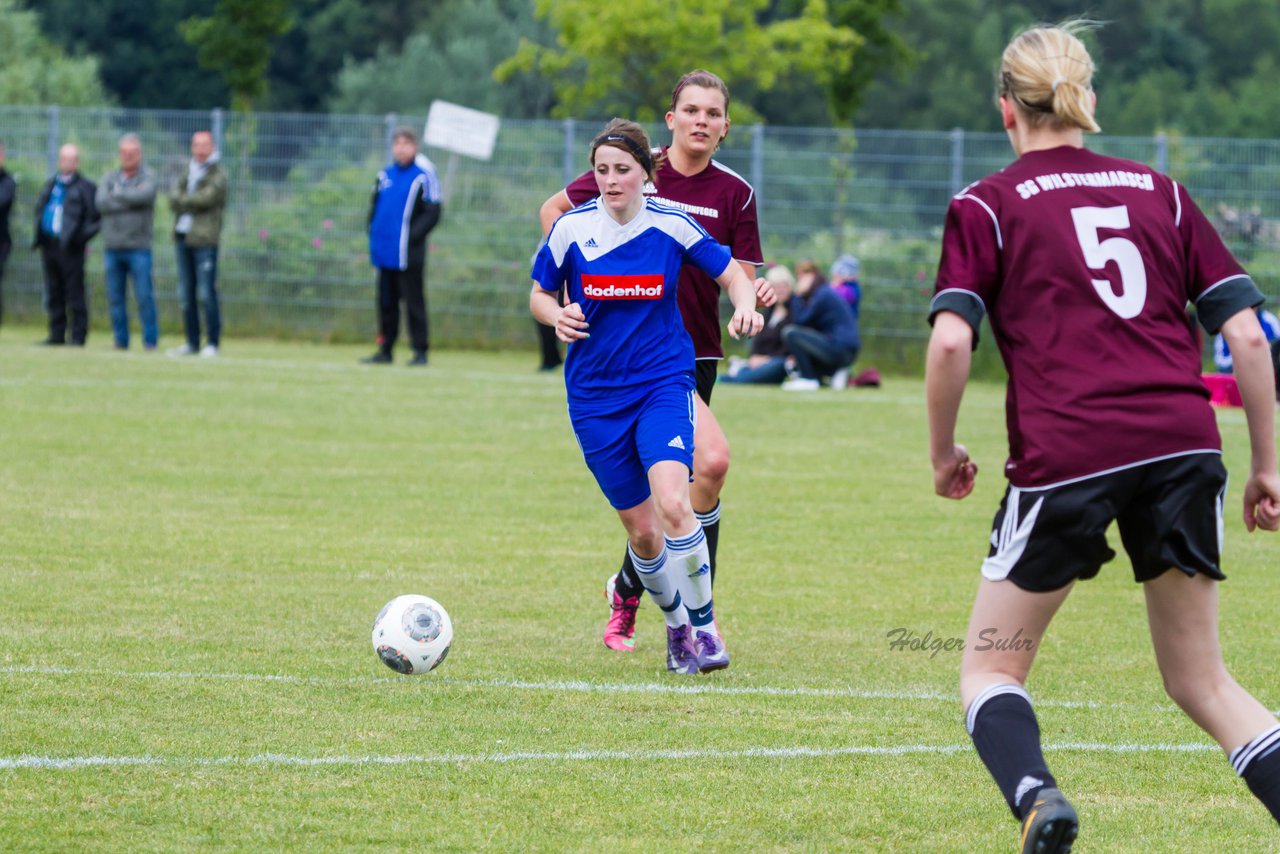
[97,134,159,350]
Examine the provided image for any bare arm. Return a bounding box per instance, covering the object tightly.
[539,191,573,236]
[714,262,764,340]
[925,311,979,499]
[1220,308,1280,531]
[530,284,588,343]
[735,260,777,308]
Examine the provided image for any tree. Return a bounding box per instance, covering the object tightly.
[179,0,293,112]
[825,0,912,122]
[752,0,913,125]
[263,0,439,111]
[494,0,861,122]
[25,0,227,109]
[852,0,1032,132]
[328,0,554,117]
[0,0,109,106]
[26,0,438,111]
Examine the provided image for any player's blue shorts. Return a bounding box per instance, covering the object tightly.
[568,376,697,510]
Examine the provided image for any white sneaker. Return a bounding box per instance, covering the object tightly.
[167,343,195,358]
[830,369,849,391]
[199,345,219,358]
[781,377,820,392]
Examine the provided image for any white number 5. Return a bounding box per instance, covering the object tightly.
[1070,205,1147,319]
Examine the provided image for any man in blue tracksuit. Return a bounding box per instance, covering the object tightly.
[363,128,442,366]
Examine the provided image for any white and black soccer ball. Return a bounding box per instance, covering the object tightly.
[372,594,453,675]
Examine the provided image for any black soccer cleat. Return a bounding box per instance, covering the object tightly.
[1019,787,1077,854]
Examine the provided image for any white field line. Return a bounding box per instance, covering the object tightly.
[0,741,1219,772]
[0,664,1188,713]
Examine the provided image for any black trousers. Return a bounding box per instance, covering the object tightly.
[41,244,88,344]
[0,243,9,326]
[375,264,427,354]
[536,320,561,368]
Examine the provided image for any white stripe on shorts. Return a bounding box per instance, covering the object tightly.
[980,488,1044,582]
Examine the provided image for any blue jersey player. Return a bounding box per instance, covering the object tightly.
[530,119,763,674]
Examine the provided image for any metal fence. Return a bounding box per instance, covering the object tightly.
[3,105,1279,361]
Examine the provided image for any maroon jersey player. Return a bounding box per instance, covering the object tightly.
[926,22,1280,851]
[539,70,770,654]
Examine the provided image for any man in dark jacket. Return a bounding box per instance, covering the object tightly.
[0,141,16,328]
[362,128,442,366]
[32,143,100,346]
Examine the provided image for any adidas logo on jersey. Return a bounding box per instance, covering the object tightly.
[667,435,685,450]
[583,237,598,248]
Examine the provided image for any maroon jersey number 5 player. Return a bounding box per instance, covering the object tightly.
[926,21,1280,853]
[539,70,771,653]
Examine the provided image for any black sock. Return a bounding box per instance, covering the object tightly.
[1231,724,1280,823]
[967,684,1056,819]
[695,501,721,588]
[615,549,643,600]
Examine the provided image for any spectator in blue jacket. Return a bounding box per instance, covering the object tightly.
[363,128,442,366]
[780,258,860,391]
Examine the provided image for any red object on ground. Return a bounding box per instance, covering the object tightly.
[1202,373,1243,407]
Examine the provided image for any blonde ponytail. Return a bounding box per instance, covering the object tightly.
[999,21,1101,133]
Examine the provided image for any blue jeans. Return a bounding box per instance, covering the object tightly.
[104,248,157,348]
[722,356,788,384]
[782,325,857,380]
[175,237,220,348]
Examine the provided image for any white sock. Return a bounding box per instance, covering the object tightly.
[666,527,716,635]
[628,544,686,629]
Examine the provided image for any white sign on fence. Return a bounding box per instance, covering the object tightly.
[423,100,501,161]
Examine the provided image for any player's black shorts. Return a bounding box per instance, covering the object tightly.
[695,359,717,406]
[980,452,1228,592]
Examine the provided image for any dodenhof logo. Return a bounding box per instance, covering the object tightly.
[582,275,664,300]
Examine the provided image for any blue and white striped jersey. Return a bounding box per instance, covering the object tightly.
[533,197,732,401]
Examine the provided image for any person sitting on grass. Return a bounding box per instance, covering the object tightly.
[723,264,793,385]
[780,258,860,391]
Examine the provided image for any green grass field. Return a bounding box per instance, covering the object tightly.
[1,329,1277,851]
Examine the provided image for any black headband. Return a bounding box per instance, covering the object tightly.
[592,133,653,174]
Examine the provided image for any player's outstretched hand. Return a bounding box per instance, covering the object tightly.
[933,444,978,500]
[754,277,778,308]
[1243,471,1280,532]
[727,307,764,340]
[556,302,589,343]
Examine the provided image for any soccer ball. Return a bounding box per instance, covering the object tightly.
[372,594,453,675]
